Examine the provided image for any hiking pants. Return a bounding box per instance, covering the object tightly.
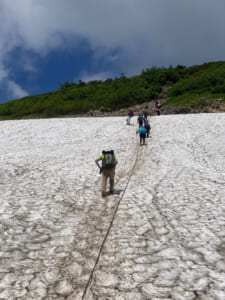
[140,133,146,144]
[138,121,143,128]
[102,167,115,194]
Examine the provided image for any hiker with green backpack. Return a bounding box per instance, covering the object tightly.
[95,150,118,197]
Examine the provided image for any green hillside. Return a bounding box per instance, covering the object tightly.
[165,61,225,112]
[0,61,225,119]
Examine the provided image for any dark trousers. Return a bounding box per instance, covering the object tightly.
[140,133,146,144]
[138,121,143,127]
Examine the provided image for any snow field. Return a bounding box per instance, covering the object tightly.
[0,114,225,299]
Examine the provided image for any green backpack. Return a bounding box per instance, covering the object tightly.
[102,150,115,169]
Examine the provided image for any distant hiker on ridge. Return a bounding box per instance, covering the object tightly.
[155,100,162,115]
[143,106,148,120]
[127,109,134,125]
[95,150,118,197]
[100,106,104,116]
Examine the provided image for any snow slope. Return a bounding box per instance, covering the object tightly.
[0,114,225,299]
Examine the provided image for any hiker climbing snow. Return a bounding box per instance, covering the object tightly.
[95,150,118,197]
[155,100,162,115]
[144,119,151,137]
[127,109,134,125]
[137,113,145,127]
[137,125,147,145]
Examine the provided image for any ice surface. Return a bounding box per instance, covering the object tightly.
[0,114,225,299]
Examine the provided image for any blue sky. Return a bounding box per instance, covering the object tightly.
[1,0,225,104]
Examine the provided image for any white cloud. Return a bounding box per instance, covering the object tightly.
[78,71,114,83]
[7,80,28,99]
[0,68,9,81]
[1,0,225,85]
[22,57,39,73]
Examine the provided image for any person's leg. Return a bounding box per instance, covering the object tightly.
[102,172,107,196]
[109,168,115,193]
[143,135,146,144]
[141,133,145,144]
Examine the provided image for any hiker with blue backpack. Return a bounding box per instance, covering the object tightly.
[95,150,118,197]
[137,125,147,145]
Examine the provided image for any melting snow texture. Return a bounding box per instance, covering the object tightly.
[0,114,225,299]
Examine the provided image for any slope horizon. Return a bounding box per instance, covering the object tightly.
[0,60,225,120]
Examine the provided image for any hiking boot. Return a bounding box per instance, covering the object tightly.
[109,190,114,195]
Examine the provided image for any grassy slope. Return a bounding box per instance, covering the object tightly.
[164,61,225,109]
[0,61,225,119]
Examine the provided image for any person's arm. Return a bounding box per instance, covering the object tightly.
[95,157,102,169]
[95,157,103,174]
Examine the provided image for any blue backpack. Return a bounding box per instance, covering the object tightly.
[139,126,146,134]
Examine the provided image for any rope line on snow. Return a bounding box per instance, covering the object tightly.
[82,126,140,299]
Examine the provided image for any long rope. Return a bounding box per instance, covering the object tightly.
[82,129,140,299]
